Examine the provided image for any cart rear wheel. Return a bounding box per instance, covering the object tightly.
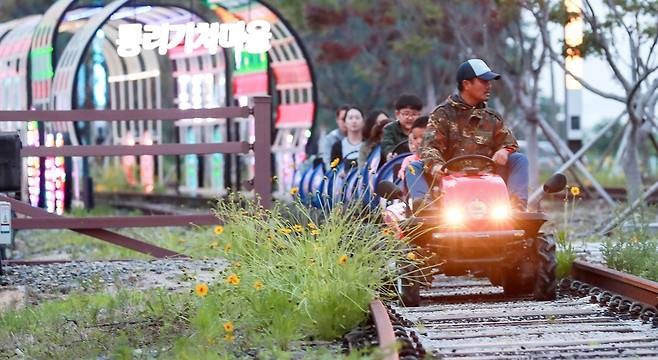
[533,234,557,300]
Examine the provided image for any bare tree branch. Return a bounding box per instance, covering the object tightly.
[582,0,632,91]
[604,0,641,75]
[626,64,658,126]
[646,33,658,69]
[527,4,627,102]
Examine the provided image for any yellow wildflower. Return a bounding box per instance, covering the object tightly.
[224,243,232,252]
[383,228,392,236]
[307,223,317,230]
[290,187,299,195]
[338,255,349,265]
[214,225,224,235]
[406,252,417,261]
[293,224,304,232]
[223,321,234,332]
[279,227,292,235]
[226,273,240,285]
[234,261,241,268]
[224,333,235,342]
[253,280,264,290]
[570,186,580,196]
[330,158,340,168]
[311,229,320,236]
[195,283,209,297]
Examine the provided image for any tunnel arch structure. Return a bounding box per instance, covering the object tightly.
[0,0,316,211]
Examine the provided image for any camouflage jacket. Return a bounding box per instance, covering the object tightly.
[419,94,518,172]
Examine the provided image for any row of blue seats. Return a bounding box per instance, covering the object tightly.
[292,145,411,208]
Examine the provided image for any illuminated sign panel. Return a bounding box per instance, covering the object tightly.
[44,133,66,215]
[116,20,272,57]
[26,121,40,207]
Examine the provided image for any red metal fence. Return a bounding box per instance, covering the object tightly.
[0,96,272,259]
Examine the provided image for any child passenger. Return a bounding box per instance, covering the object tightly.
[381,94,423,161]
[398,116,429,181]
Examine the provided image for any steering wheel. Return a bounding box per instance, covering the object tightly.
[440,154,496,172]
[390,140,409,156]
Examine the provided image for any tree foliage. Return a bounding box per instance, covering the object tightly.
[270,0,458,124]
[0,0,57,22]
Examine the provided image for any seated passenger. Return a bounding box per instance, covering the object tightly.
[398,115,429,182]
[381,94,423,161]
[358,110,390,168]
[330,106,366,173]
[406,59,528,210]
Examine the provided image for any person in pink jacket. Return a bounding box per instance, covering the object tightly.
[398,116,429,181]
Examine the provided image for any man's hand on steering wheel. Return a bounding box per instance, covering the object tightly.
[492,148,510,165]
[430,163,448,178]
[439,154,497,174]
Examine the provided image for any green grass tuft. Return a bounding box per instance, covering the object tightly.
[2,194,413,358]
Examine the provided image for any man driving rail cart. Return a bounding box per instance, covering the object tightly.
[405,58,529,211]
[378,59,566,306]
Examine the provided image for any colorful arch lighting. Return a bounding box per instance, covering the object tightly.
[0,0,317,207]
[213,0,315,129]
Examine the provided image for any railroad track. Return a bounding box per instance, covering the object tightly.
[582,186,658,203]
[98,186,657,210]
[95,191,216,214]
[94,190,658,358]
[369,260,658,359]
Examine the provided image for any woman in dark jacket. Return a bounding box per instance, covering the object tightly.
[358,110,390,167]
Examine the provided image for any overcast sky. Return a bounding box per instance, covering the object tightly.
[536,1,635,132]
[539,48,626,132]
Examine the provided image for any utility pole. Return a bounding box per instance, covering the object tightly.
[564,0,584,152]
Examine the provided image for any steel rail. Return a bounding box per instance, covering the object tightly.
[20,142,251,157]
[12,214,219,229]
[0,107,251,122]
[571,259,658,309]
[0,195,184,259]
[369,299,399,360]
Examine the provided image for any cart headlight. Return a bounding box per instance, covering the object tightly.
[444,207,464,225]
[491,204,510,220]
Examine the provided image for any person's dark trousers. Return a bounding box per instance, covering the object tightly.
[405,152,529,205]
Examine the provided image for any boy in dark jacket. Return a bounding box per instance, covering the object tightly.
[380,94,423,161]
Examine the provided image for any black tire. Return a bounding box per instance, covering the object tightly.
[502,256,534,296]
[502,269,533,295]
[396,263,422,307]
[533,234,557,301]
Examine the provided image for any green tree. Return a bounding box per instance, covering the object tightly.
[270,0,453,126]
[0,0,57,22]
